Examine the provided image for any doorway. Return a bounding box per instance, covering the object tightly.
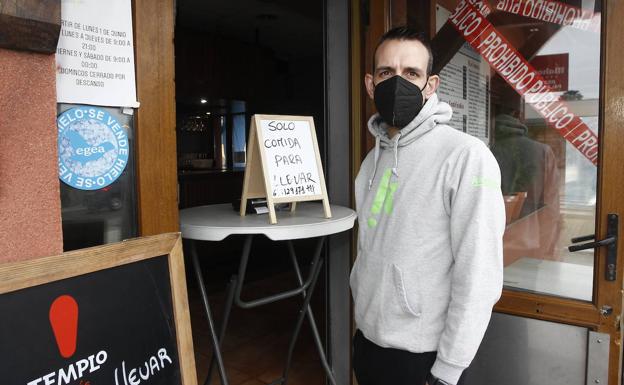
[173,1,329,384]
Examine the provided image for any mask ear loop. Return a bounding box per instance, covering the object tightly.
[420,76,429,103]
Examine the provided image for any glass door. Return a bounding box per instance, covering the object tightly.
[431,1,624,383]
[357,0,624,383]
[434,0,601,301]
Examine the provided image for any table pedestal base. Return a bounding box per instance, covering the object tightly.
[190,235,337,385]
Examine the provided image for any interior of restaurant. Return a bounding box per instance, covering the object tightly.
[173,0,327,383]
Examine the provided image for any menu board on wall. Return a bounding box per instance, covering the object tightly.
[437,42,491,145]
[436,5,491,145]
[56,0,139,108]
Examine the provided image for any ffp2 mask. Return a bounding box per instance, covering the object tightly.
[373,75,427,128]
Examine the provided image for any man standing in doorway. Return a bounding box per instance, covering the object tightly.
[350,26,505,385]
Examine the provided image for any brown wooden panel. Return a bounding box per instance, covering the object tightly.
[133,0,179,235]
[362,0,390,155]
[406,1,436,38]
[167,235,198,385]
[495,290,602,329]
[352,0,364,174]
[0,233,180,292]
[597,0,624,383]
[0,0,60,53]
[390,0,406,26]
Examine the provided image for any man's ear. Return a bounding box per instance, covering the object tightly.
[424,74,440,99]
[365,73,375,100]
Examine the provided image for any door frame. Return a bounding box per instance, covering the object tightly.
[355,0,624,383]
[133,0,357,383]
[326,1,354,384]
[133,0,179,236]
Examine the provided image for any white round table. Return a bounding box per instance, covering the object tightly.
[179,202,356,385]
[180,202,356,241]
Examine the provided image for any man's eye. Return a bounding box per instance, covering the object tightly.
[408,71,418,78]
[379,70,390,77]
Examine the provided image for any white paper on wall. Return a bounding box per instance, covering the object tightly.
[56,0,139,108]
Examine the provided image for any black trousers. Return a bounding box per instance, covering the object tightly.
[352,330,466,385]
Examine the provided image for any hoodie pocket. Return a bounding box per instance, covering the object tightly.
[391,264,421,317]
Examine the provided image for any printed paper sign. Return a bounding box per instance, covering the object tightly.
[530,53,569,92]
[56,0,139,107]
[259,119,322,199]
[58,107,130,190]
[448,0,598,165]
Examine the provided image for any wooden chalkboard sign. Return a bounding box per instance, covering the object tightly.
[240,115,331,224]
[0,233,197,385]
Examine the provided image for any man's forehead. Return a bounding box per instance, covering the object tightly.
[374,39,429,70]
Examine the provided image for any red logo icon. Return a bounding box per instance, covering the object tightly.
[49,295,79,358]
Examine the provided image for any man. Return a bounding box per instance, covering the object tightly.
[351,26,505,385]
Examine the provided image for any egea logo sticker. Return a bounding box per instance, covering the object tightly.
[28,295,108,385]
[57,107,130,191]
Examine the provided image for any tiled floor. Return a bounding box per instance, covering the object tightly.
[188,272,326,385]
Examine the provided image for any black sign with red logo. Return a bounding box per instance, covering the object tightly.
[0,256,181,385]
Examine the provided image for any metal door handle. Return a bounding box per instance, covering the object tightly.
[568,236,615,252]
[568,214,619,281]
[570,234,595,243]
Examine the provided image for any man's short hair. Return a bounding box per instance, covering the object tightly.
[374,26,434,76]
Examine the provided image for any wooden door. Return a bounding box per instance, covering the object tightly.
[354,0,624,383]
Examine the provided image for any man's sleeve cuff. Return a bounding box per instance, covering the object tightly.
[430,357,466,385]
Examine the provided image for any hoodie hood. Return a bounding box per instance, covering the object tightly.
[494,114,528,137]
[366,93,452,189]
[368,93,452,148]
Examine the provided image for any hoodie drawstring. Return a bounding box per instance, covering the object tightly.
[369,133,402,190]
[365,94,451,191]
[392,133,401,177]
[368,135,381,190]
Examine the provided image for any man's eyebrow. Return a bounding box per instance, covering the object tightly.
[375,66,395,72]
[404,67,424,74]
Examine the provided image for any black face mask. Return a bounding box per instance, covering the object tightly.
[373,75,427,128]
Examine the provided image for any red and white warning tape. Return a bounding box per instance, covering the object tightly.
[448,0,598,165]
[496,0,600,33]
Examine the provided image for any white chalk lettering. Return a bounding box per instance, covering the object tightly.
[114,348,173,385]
[27,351,108,385]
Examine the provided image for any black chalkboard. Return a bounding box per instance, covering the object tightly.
[0,233,196,385]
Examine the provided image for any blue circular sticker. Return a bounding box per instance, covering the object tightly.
[57,107,129,190]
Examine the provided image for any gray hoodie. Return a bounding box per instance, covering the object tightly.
[351,94,505,385]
